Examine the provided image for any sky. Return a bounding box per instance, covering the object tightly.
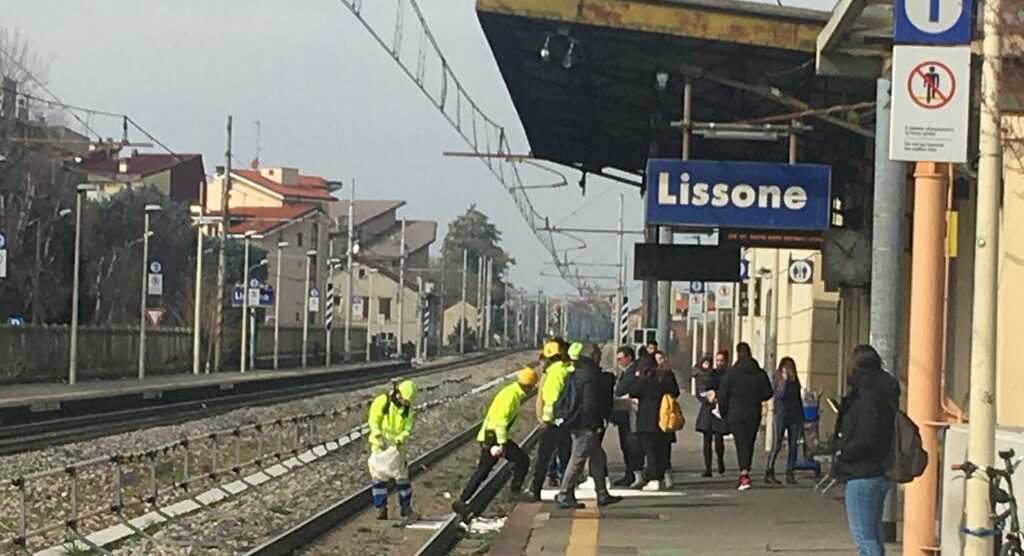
[3,0,837,298]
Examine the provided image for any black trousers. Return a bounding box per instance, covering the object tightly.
[459,440,530,502]
[530,425,571,492]
[637,432,671,481]
[616,423,643,474]
[703,431,726,472]
[731,418,761,473]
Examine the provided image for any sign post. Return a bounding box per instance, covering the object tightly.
[147,260,163,297]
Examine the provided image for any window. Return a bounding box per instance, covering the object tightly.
[311,223,320,250]
[378,298,392,321]
[358,268,367,279]
[297,233,304,247]
[360,296,370,319]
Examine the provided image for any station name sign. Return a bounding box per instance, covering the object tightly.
[645,159,832,231]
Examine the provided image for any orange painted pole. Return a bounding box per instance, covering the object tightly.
[902,161,948,554]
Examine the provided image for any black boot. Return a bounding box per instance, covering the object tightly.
[764,470,782,485]
[702,468,713,478]
[400,504,418,521]
[785,471,797,485]
[377,506,388,520]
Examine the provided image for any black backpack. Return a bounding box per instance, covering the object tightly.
[553,374,583,428]
[885,405,928,484]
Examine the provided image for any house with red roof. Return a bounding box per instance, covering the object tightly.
[78,149,206,203]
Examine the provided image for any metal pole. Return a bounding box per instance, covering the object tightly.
[534,290,541,345]
[477,257,485,341]
[902,162,948,554]
[658,79,691,353]
[302,252,312,369]
[273,241,286,370]
[344,180,355,361]
[214,116,232,373]
[397,218,406,350]
[69,189,85,385]
[700,288,709,356]
[502,271,509,344]
[964,0,1003,549]
[870,77,908,541]
[460,249,467,354]
[416,276,425,359]
[485,259,493,348]
[366,270,374,362]
[191,217,204,376]
[325,262,333,368]
[240,234,251,373]
[616,194,625,354]
[138,212,151,381]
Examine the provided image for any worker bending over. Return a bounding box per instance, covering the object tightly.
[367,379,417,520]
[452,367,539,517]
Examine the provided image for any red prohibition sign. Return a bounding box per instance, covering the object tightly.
[907,60,956,110]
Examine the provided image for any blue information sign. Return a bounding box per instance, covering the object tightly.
[894,0,972,44]
[645,160,831,231]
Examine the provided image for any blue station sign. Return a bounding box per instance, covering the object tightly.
[894,0,972,45]
[645,160,832,232]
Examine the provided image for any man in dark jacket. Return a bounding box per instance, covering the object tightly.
[611,346,643,486]
[719,342,773,491]
[555,343,621,509]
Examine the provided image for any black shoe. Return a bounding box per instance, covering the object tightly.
[785,471,798,485]
[400,505,418,520]
[451,500,468,515]
[612,475,633,487]
[764,470,782,485]
[718,463,726,475]
[555,495,584,510]
[520,489,541,502]
[701,470,713,478]
[377,506,389,520]
[597,494,623,507]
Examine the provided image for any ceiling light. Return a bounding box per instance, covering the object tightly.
[655,71,669,92]
[562,40,575,69]
[540,35,551,62]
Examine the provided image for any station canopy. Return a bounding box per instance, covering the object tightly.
[476,0,877,190]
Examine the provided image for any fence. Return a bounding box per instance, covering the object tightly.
[0,324,370,384]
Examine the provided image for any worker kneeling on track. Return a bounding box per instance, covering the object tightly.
[452,367,539,518]
[367,379,417,521]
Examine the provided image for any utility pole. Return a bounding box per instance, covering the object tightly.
[534,290,541,345]
[213,116,232,373]
[344,180,355,362]
[476,257,485,342]
[191,209,205,376]
[366,269,375,362]
[138,204,161,380]
[397,218,406,351]
[69,184,94,385]
[240,231,254,373]
[459,249,467,354]
[484,259,493,348]
[273,240,288,370]
[963,0,1003,552]
[502,271,509,345]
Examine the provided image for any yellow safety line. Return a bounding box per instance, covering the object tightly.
[565,507,600,555]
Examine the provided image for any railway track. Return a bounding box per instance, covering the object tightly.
[0,351,512,456]
[245,421,541,556]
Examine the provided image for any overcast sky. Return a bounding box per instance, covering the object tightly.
[4,0,836,298]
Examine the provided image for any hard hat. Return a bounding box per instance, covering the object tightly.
[541,341,561,359]
[567,342,584,361]
[397,380,417,402]
[516,367,539,387]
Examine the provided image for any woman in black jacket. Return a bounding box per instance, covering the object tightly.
[625,355,680,491]
[719,342,773,491]
[695,352,728,477]
[834,345,899,556]
[765,357,805,485]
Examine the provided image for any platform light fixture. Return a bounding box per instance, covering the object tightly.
[539,35,551,62]
[655,71,670,92]
[562,39,576,69]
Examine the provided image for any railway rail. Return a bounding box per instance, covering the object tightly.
[0,351,510,456]
[245,420,541,556]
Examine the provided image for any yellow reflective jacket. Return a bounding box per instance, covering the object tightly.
[540,360,573,423]
[367,393,414,451]
[477,381,527,445]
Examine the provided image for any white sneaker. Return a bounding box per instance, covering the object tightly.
[663,472,674,489]
[629,472,645,489]
[642,480,662,492]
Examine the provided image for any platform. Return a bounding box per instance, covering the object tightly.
[491,408,899,555]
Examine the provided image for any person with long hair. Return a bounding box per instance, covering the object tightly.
[835,345,899,556]
[765,356,805,485]
[695,351,728,477]
[719,342,773,491]
[624,354,680,491]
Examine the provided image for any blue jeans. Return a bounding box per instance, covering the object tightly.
[766,419,801,472]
[845,476,891,556]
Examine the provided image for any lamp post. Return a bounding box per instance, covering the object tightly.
[138,204,162,380]
[68,183,95,385]
[366,268,377,362]
[239,230,263,373]
[273,240,288,370]
[190,207,220,376]
[302,249,316,368]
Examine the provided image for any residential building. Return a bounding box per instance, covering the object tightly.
[442,301,478,347]
[77,149,206,203]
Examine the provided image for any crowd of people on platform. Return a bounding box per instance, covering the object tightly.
[365,339,901,556]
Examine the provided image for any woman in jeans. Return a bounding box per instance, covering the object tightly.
[834,345,899,556]
[765,357,804,485]
[625,354,680,491]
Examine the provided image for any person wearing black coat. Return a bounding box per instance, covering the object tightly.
[625,355,680,491]
[611,346,643,486]
[834,345,899,556]
[695,353,728,477]
[719,342,773,491]
[764,356,806,485]
[555,343,621,509]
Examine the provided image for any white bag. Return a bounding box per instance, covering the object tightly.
[368,446,403,481]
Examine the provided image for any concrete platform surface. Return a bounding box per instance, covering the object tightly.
[491,416,900,555]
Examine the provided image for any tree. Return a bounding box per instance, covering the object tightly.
[440,205,513,315]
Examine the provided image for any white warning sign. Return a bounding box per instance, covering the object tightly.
[890,45,970,163]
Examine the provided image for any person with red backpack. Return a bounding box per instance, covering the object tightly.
[833,345,901,556]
